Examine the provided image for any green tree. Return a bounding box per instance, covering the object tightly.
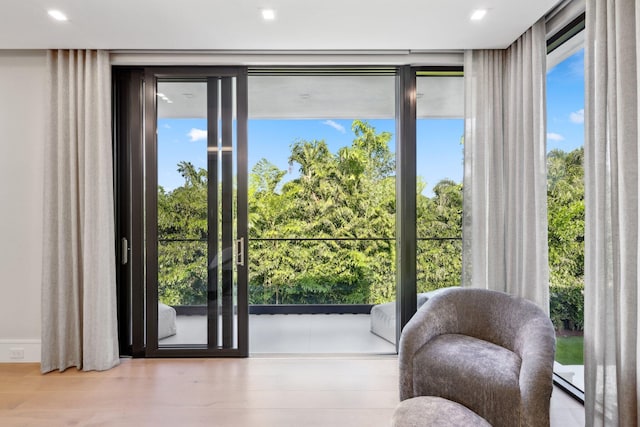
[547,148,584,330]
[157,161,208,305]
[249,121,396,304]
[157,121,468,308]
[155,129,586,338]
[416,179,463,292]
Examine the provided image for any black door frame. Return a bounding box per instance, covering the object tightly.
[113,64,468,357]
[113,68,146,357]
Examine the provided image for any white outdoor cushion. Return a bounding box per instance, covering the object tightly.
[370,289,453,344]
[370,301,395,343]
[158,303,177,339]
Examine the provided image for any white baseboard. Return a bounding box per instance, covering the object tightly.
[0,339,41,363]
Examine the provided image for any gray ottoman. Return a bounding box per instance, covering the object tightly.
[392,397,491,427]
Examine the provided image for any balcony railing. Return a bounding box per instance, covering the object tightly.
[157,236,462,311]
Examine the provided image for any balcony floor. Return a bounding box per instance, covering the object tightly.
[160,314,397,354]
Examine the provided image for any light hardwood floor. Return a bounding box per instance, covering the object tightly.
[0,357,584,426]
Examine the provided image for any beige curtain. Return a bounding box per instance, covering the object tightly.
[462,19,549,313]
[584,1,639,424]
[41,50,119,373]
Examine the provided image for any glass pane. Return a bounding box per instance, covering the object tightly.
[416,75,464,305]
[156,80,208,346]
[547,47,585,391]
[247,74,396,353]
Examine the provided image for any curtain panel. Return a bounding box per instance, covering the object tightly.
[462,19,549,313]
[41,50,119,373]
[584,0,639,424]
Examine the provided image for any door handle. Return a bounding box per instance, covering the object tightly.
[236,237,245,266]
[121,237,129,265]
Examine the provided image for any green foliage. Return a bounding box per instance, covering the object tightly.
[157,162,208,305]
[156,124,586,339]
[157,120,464,306]
[547,148,584,287]
[547,148,585,331]
[417,179,463,293]
[549,283,584,331]
[248,120,397,304]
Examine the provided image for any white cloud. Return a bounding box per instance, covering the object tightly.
[188,128,207,141]
[322,120,346,133]
[547,132,565,141]
[569,109,584,124]
[163,123,171,129]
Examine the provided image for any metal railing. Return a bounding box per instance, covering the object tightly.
[156,236,462,308]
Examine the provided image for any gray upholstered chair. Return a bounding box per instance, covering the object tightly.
[399,287,556,427]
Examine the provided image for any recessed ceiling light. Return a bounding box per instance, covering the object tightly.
[262,9,276,21]
[470,9,487,21]
[48,10,68,21]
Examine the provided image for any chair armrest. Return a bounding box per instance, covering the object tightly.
[516,317,556,427]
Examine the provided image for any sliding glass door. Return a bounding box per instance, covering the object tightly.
[145,69,248,356]
[114,65,461,358]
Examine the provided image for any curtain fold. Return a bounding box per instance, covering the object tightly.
[462,19,549,313]
[584,1,639,424]
[41,50,119,373]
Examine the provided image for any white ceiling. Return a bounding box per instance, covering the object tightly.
[0,0,562,50]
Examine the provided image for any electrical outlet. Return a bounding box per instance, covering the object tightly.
[9,348,24,360]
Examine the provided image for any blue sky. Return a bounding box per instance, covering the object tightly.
[158,117,463,196]
[546,48,585,153]
[157,51,584,195]
[157,118,207,191]
[249,118,466,196]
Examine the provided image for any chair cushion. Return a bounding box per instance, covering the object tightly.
[412,334,522,426]
[392,396,492,427]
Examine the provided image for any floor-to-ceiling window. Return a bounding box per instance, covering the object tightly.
[547,24,585,394]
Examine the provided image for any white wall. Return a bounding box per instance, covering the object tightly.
[0,50,46,362]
